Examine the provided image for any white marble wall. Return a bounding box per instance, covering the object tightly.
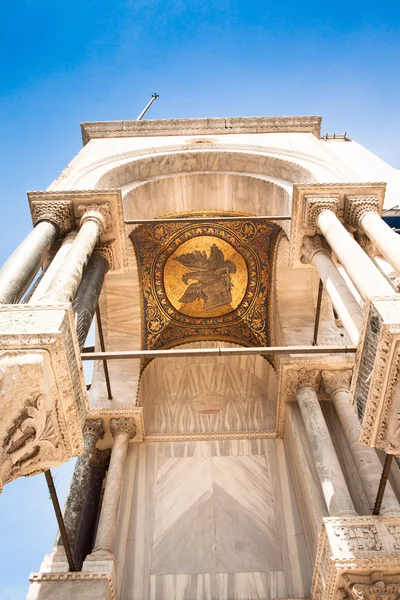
[115,439,311,600]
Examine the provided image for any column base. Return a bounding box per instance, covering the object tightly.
[311,516,400,600]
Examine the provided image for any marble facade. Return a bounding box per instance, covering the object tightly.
[0,114,397,599]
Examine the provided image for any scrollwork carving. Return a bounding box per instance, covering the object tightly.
[30,200,75,237]
[301,235,331,264]
[286,367,321,395]
[322,370,352,396]
[332,525,382,553]
[77,202,112,234]
[344,196,381,229]
[110,417,136,439]
[340,572,400,600]
[303,196,339,229]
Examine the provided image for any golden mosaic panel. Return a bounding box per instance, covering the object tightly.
[130,214,281,350]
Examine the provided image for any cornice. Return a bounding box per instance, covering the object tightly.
[80,115,322,145]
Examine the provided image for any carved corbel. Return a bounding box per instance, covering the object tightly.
[344,195,381,229]
[30,200,75,237]
[286,367,321,395]
[321,369,352,397]
[303,196,339,229]
[301,235,331,264]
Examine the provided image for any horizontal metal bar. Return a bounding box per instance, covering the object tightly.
[81,345,357,361]
[125,215,291,225]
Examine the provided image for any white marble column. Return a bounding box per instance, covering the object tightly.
[288,368,356,517]
[301,235,362,344]
[29,231,77,303]
[322,370,400,515]
[0,221,59,304]
[346,195,400,276]
[39,203,110,304]
[86,417,136,560]
[305,197,395,299]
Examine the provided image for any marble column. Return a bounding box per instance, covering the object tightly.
[322,370,400,516]
[56,419,104,552]
[74,448,111,570]
[87,417,136,560]
[72,253,109,350]
[39,203,110,304]
[288,368,356,517]
[346,195,400,276]
[29,231,77,303]
[0,221,58,304]
[305,197,395,299]
[301,235,363,344]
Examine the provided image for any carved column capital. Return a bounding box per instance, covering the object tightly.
[93,242,116,270]
[77,202,112,234]
[303,196,339,228]
[301,235,331,264]
[339,572,400,600]
[344,195,380,228]
[30,200,75,237]
[286,367,321,395]
[354,231,376,255]
[322,370,352,396]
[110,417,136,440]
[83,418,104,440]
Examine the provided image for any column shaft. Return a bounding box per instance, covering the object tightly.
[331,388,400,514]
[72,253,109,350]
[56,420,103,551]
[296,386,356,516]
[313,251,362,344]
[317,210,394,299]
[40,218,102,304]
[360,210,400,275]
[0,221,58,304]
[92,431,130,555]
[29,231,77,303]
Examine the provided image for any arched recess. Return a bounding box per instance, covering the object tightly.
[95,149,317,190]
[137,342,278,439]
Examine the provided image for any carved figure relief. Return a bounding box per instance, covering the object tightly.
[332,526,382,552]
[387,525,400,551]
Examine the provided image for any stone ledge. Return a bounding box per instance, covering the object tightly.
[311,516,400,600]
[27,572,115,600]
[80,115,322,144]
[0,304,88,490]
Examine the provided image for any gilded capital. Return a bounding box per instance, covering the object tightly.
[303,196,339,228]
[301,235,331,264]
[83,418,104,440]
[77,202,112,234]
[344,195,381,228]
[322,370,352,396]
[110,417,136,439]
[286,367,321,395]
[30,200,75,237]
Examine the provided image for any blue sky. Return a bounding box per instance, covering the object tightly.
[1,1,400,597]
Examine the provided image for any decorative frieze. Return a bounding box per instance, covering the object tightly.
[351,296,400,454]
[322,370,352,396]
[0,304,88,491]
[311,516,400,600]
[344,195,381,229]
[303,196,339,229]
[286,367,321,395]
[301,235,331,264]
[30,200,75,237]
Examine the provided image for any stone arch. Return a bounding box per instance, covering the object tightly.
[95,148,318,190]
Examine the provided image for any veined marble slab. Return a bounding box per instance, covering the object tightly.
[117,440,311,600]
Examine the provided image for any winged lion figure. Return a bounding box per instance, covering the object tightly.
[174,243,237,310]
